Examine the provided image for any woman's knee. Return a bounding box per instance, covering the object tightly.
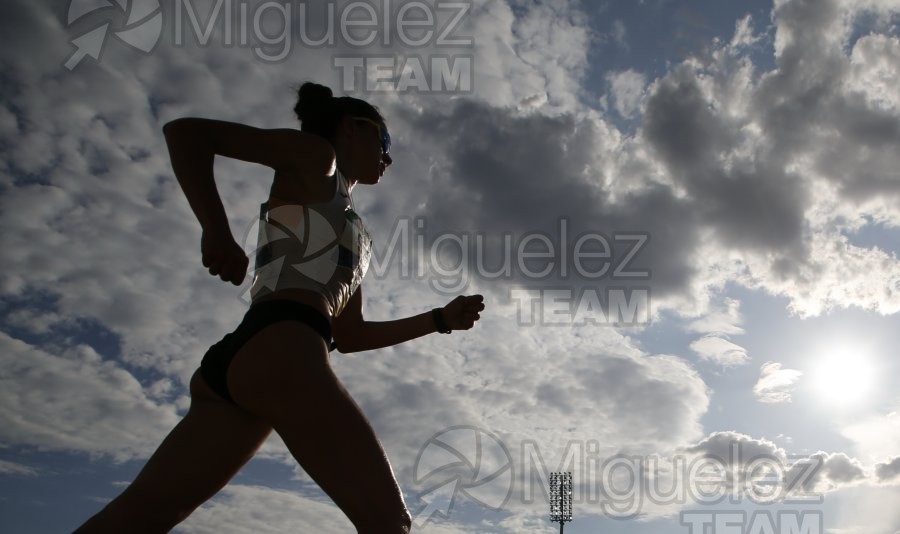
[356,508,412,534]
[399,509,413,532]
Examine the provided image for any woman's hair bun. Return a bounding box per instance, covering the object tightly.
[294,82,334,122]
[292,81,383,141]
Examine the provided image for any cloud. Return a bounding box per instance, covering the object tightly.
[848,32,900,112]
[0,0,712,485]
[459,1,591,111]
[538,431,873,521]
[687,297,746,336]
[398,97,704,316]
[686,430,787,465]
[686,431,867,497]
[0,332,182,461]
[685,298,750,366]
[690,335,749,366]
[827,484,900,534]
[842,408,900,464]
[1,0,900,531]
[2,0,897,414]
[332,299,712,459]
[385,0,900,322]
[753,362,803,403]
[758,232,900,317]
[0,459,39,477]
[731,14,763,49]
[761,0,900,209]
[610,19,629,50]
[875,456,900,483]
[606,69,647,118]
[643,63,809,256]
[783,451,867,494]
[311,293,712,522]
[178,484,354,533]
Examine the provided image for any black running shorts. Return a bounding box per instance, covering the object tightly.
[199,299,333,404]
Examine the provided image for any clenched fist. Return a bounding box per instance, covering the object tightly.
[201,228,249,286]
[440,294,485,331]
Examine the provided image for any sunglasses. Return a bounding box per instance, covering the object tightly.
[353,116,391,155]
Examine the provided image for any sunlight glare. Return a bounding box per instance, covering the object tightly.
[813,347,875,407]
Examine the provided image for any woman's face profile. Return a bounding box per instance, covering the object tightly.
[352,119,392,184]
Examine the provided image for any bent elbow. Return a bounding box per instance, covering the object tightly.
[162,117,201,138]
[332,338,359,354]
[162,118,185,135]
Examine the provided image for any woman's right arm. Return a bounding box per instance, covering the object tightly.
[162,117,334,232]
[162,118,335,284]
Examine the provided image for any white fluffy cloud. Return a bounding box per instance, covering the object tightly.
[753,361,803,403]
[687,298,746,336]
[178,484,354,533]
[0,332,182,461]
[842,407,900,463]
[606,69,647,118]
[690,335,750,366]
[329,298,710,513]
[457,0,591,111]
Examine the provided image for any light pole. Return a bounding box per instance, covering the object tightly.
[549,471,573,533]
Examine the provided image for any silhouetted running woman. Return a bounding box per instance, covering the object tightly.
[74,82,485,533]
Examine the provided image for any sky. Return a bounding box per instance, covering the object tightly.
[1,0,900,532]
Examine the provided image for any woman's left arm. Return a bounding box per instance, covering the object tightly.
[331,288,484,353]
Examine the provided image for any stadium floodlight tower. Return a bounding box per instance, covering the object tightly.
[549,471,573,533]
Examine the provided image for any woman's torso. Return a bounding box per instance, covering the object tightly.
[249,169,372,320]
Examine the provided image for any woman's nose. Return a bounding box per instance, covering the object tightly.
[382,153,393,166]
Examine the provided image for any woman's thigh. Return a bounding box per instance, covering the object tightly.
[227,321,411,532]
[131,370,272,508]
[77,370,272,532]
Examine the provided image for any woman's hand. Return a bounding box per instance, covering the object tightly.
[201,228,249,285]
[440,295,485,331]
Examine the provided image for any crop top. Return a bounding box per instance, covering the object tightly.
[248,169,373,317]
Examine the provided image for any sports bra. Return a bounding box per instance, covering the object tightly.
[248,169,373,317]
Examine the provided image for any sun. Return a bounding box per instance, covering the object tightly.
[812,346,876,407]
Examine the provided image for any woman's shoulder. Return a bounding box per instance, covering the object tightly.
[271,129,336,175]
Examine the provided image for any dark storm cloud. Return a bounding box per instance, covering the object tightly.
[571,353,708,442]
[784,451,867,492]
[644,65,808,254]
[686,430,786,464]
[754,0,900,204]
[366,0,900,321]
[686,432,868,495]
[810,91,900,201]
[400,99,702,304]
